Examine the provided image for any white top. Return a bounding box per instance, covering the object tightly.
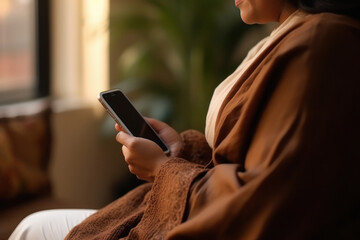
[205,10,307,148]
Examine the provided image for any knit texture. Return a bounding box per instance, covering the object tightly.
[65,130,211,240]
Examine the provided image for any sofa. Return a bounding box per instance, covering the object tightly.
[0,99,75,239]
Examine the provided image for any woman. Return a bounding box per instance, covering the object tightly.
[11,0,360,239]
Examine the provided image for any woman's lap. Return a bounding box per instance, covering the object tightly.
[9,209,97,240]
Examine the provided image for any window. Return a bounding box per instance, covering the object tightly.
[0,0,50,105]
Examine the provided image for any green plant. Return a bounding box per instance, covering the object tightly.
[109,0,252,131]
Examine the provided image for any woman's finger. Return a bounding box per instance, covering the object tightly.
[115,123,123,131]
[121,145,130,161]
[116,131,137,149]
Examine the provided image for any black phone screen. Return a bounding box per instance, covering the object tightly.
[100,90,169,153]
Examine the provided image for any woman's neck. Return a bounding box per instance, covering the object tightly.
[279,5,298,24]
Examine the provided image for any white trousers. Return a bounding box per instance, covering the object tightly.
[9,209,97,240]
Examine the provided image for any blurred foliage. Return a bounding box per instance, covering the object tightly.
[109,0,253,131]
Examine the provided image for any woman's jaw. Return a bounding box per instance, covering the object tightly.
[235,0,297,24]
[235,0,243,7]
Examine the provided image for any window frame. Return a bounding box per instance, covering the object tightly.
[0,0,51,105]
[36,0,51,99]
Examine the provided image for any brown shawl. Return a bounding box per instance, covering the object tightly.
[66,13,360,240]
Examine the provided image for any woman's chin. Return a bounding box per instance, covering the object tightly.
[239,13,274,25]
[239,13,254,25]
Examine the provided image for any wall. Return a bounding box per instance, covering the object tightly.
[50,102,131,208]
[49,0,129,208]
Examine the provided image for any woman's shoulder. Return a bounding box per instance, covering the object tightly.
[278,12,360,55]
[305,12,360,35]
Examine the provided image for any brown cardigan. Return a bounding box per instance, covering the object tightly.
[66,12,360,240]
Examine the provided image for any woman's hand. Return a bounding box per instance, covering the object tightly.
[115,118,182,182]
[144,118,183,157]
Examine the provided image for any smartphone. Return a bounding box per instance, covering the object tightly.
[98,89,170,154]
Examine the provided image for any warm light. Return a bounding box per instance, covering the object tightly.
[51,0,109,108]
[0,0,11,19]
[82,0,109,104]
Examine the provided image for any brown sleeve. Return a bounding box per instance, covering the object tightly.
[126,158,208,239]
[178,129,213,167]
[125,132,213,238]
